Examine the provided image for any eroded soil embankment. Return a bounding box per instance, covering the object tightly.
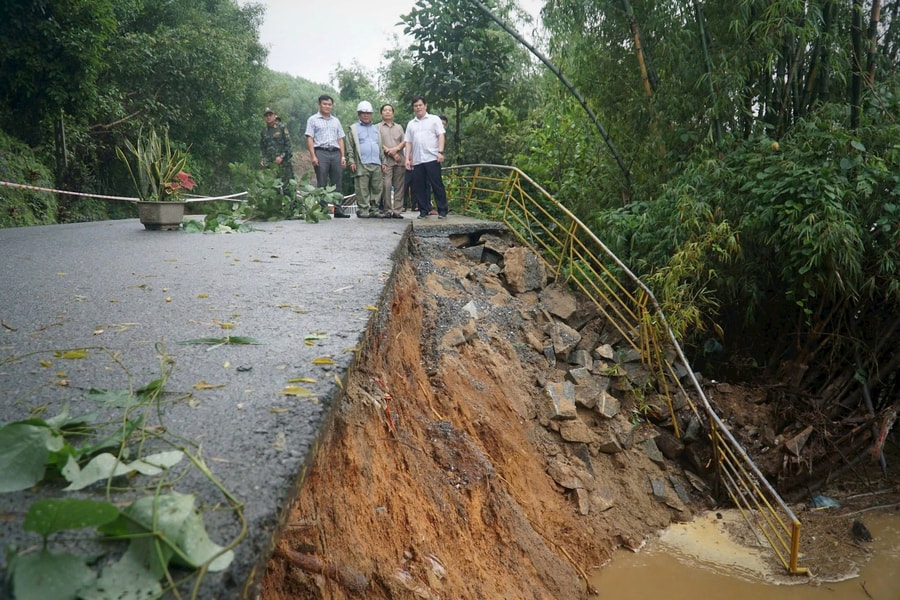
[260,235,700,599]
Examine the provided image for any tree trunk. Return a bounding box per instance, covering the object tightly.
[865,0,883,87]
[691,0,722,145]
[850,0,865,129]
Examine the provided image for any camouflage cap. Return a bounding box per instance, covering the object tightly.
[263,107,275,115]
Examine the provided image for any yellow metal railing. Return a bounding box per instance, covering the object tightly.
[444,164,808,576]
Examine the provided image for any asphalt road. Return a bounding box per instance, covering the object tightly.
[0,215,411,598]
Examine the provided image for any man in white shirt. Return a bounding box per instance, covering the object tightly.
[404,96,448,219]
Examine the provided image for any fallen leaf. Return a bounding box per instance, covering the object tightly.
[288,377,316,384]
[39,360,52,368]
[365,305,377,311]
[312,357,335,365]
[55,349,88,359]
[219,322,235,330]
[198,293,209,299]
[280,385,314,397]
[177,336,261,346]
[193,380,224,390]
[269,407,290,413]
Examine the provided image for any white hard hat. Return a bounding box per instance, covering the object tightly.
[356,101,373,113]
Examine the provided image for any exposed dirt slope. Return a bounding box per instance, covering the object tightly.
[260,232,898,599]
[260,234,698,599]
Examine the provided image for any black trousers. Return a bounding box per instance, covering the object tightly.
[411,160,447,216]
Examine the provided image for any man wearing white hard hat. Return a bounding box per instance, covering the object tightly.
[345,100,386,218]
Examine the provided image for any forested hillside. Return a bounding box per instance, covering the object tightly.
[1,0,897,472]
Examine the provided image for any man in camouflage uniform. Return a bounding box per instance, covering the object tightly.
[259,107,293,196]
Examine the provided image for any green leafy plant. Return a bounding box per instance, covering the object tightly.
[295,180,341,223]
[228,162,291,221]
[116,127,195,202]
[229,163,338,223]
[7,492,234,600]
[0,131,57,228]
[0,348,245,599]
[183,208,253,233]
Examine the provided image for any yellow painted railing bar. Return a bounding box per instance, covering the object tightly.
[717,454,793,570]
[718,464,792,570]
[444,164,805,576]
[790,525,806,574]
[718,444,790,548]
[570,233,642,309]
[713,428,805,573]
[568,239,643,326]
[639,305,683,436]
[564,245,643,332]
[565,261,641,348]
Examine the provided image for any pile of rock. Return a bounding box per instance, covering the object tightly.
[431,231,715,517]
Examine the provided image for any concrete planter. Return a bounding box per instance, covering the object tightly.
[137,201,186,230]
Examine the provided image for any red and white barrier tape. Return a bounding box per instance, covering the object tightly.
[0,180,247,203]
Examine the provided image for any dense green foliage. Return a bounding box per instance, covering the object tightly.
[0,0,896,408]
[0,0,269,222]
[0,131,57,228]
[519,0,899,408]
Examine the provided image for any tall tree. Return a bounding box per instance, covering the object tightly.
[0,0,116,145]
[536,0,900,481]
[399,0,525,160]
[100,0,268,188]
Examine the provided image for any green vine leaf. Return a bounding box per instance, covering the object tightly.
[10,549,96,600]
[102,493,234,573]
[82,546,164,599]
[0,422,63,493]
[54,349,89,359]
[86,387,137,408]
[62,451,185,491]
[24,498,119,538]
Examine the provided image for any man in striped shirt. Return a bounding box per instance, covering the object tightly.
[305,94,347,193]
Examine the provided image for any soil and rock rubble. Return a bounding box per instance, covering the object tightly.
[260,228,899,599]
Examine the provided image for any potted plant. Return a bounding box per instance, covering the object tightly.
[116,127,196,230]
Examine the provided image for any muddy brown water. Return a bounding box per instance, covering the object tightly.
[591,512,900,599]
